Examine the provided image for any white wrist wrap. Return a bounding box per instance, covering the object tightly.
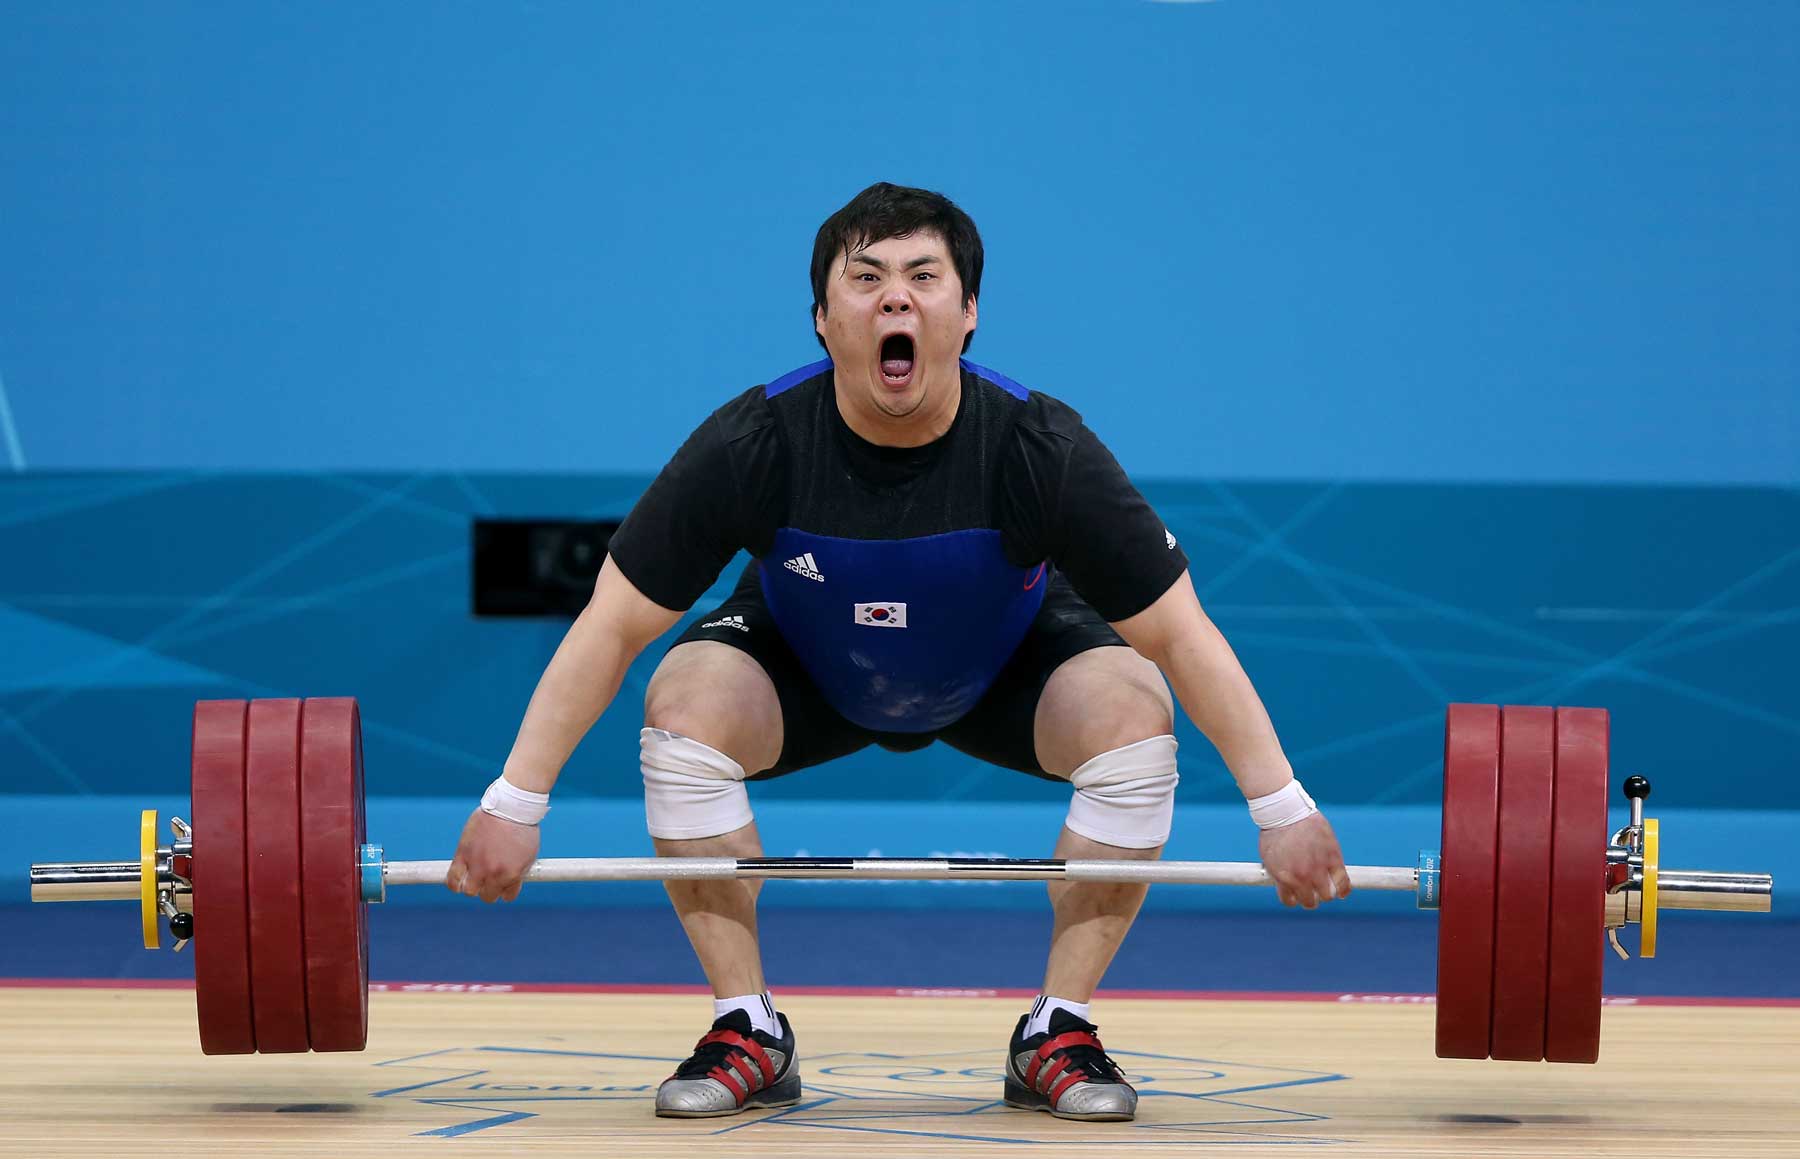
[481,775,551,826]
[1247,778,1317,830]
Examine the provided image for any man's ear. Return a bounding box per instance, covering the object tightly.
[814,303,826,337]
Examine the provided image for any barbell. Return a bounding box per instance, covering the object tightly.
[28,698,1774,1064]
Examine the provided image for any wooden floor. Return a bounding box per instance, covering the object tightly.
[1,987,1797,1157]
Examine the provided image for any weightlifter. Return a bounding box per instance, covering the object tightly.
[446,182,1352,1122]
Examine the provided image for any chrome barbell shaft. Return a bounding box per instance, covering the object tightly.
[31,856,1774,912]
[29,855,1415,899]
[383,856,1422,890]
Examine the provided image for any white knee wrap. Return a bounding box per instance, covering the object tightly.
[641,728,753,840]
[1065,735,1180,850]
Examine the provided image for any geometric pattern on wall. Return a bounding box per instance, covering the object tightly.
[1,472,1794,808]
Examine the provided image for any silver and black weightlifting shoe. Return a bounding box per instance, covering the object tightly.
[654,1009,801,1118]
[1003,1008,1138,1121]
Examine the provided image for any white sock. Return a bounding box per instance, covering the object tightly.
[1023,994,1091,1037]
[714,992,781,1038]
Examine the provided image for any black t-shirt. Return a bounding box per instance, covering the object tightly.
[607,361,1189,623]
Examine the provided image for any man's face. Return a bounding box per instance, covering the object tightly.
[814,231,978,424]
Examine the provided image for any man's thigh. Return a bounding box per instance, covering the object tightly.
[1030,645,1173,776]
[657,561,876,778]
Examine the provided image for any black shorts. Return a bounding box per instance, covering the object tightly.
[670,560,1127,780]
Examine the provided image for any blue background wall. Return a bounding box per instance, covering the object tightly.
[1,1,1795,482]
[1,3,1795,917]
[2,474,1796,809]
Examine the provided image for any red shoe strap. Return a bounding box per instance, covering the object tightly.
[708,1065,747,1102]
[1025,1030,1103,1088]
[1035,1055,1075,1094]
[693,1028,778,1096]
[1045,1071,1088,1103]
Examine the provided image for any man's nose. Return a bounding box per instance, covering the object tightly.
[880,288,911,314]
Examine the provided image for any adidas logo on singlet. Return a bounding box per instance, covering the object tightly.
[783,552,825,582]
[699,614,749,632]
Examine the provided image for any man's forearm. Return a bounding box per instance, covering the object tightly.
[500,607,645,794]
[1150,620,1294,801]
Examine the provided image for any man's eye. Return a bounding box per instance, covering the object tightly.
[858,273,878,282]
[914,272,935,281]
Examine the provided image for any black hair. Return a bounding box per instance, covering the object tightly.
[810,182,983,353]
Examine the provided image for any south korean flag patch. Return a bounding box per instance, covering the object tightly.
[854,602,907,628]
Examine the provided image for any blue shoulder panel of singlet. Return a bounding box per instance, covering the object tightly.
[762,358,1033,401]
[957,358,1030,400]
[765,359,833,397]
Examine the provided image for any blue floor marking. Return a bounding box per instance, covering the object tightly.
[362,1041,1349,1142]
[410,1103,539,1137]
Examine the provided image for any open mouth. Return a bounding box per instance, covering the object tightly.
[879,333,916,387]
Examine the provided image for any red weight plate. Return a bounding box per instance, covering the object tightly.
[1490,705,1556,1061]
[245,699,310,1053]
[191,700,256,1055]
[300,698,370,1052]
[1436,703,1501,1059]
[1545,707,1610,1063]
